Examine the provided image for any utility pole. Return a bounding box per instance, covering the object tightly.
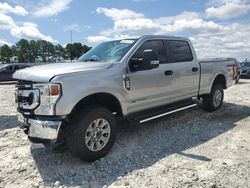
[71,30,73,44]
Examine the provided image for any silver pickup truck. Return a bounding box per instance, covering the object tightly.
[14,35,236,161]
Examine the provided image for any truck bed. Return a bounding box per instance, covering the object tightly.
[198,58,235,96]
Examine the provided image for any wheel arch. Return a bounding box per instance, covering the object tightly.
[70,92,124,118]
[212,74,227,90]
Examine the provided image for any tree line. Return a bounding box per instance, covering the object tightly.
[0,39,92,63]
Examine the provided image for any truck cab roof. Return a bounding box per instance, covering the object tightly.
[138,35,189,41]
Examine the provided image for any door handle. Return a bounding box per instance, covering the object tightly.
[192,67,199,72]
[165,70,173,76]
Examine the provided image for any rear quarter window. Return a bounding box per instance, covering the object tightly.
[165,40,193,63]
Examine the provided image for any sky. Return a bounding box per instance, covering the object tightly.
[0,0,250,60]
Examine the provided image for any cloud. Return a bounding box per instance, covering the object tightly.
[10,22,57,43]
[87,34,130,43]
[183,20,250,60]
[0,11,56,43]
[190,24,250,60]
[33,0,72,17]
[0,13,15,30]
[89,8,225,38]
[0,39,12,46]
[64,24,91,32]
[0,2,28,16]
[87,7,250,61]
[96,7,144,21]
[206,0,250,19]
[154,11,200,24]
[0,2,57,42]
[87,36,113,43]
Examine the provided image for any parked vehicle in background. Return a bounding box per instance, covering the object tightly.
[240,62,250,79]
[13,35,236,161]
[0,64,30,82]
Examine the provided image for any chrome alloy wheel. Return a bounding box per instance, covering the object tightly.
[213,89,222,107]
[85,118,111,152]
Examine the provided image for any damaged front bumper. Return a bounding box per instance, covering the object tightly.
[21,118,62,142]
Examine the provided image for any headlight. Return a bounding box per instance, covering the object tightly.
[34,84,62,115]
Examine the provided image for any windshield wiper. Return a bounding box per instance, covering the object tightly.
[82,58,101,62]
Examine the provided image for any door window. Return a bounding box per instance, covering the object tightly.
[6,65,14,71]
[131,40,167,64]
[14,65,21,70]
[165,40,193,63]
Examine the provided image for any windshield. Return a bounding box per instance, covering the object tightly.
[78,39,137,63]
[242,62,250,67]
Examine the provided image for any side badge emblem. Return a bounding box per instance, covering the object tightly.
[123,75,131,92]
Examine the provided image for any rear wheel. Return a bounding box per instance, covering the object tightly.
[202,84,224,112]
[66,106,117,162]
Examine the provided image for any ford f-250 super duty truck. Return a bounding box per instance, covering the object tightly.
[14,35,236,161]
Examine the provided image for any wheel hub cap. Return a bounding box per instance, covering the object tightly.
[85,118,111,152]
[213,90,222,107]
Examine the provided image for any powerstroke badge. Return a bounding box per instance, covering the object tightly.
[123,75,131,92]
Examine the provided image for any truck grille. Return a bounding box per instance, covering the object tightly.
[16,80,33,90]
[15,80,40,112]
[242,70,247,74]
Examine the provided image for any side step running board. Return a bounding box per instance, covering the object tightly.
[139,104,197,123]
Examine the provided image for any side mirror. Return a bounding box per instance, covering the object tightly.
[129,49,159,72]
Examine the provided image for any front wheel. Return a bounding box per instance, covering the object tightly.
[202,84,224,112]
[66,106,117,162]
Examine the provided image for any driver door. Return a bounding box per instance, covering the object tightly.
[126,40,175,114]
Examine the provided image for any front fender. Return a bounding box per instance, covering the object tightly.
[55,87,127,116]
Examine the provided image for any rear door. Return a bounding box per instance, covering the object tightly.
[164,40,199,99]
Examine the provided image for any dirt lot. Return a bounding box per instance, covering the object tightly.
[0,80,250,188]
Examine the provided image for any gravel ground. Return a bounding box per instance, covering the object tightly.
[0,80,250,188]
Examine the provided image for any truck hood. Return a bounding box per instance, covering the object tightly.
[13,62,113,82]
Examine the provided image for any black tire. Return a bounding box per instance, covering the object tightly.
[202,84,224,112]
[66,106,117,162]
